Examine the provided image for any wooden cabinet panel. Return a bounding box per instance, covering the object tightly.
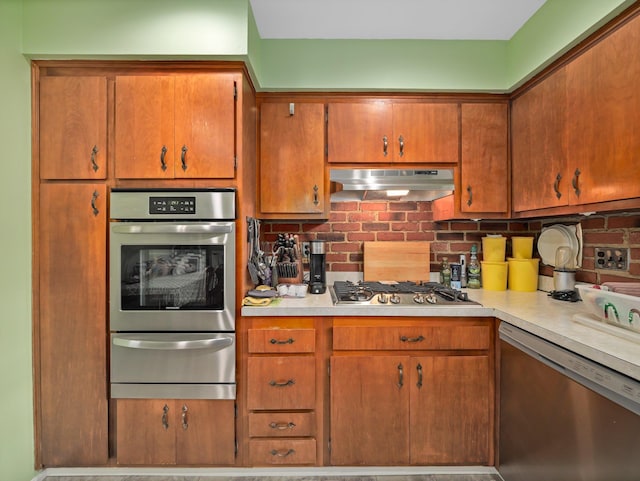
[330,356,410,465]
[327,102,392,163]
[39,76,107,179]
[259,102,326,215]
[174,74,236,179]
[116,399,176,465]
[115,73,236,179]
[333,323,491,351]
[461,103,509,213]
[247,356,316,410]
[328,102,459,163]
[392,103,459,163]
[176,399,236,465]
[115,75,176,179]
[248,412,316,437]
[116,399,235,465]
[38,183,108,466]
[511,69,568,212]
[248,328,316,353]
[565,14,640,205]
[410,355,491,464]
[249,438,317,465]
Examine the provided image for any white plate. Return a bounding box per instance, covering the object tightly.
[537,224,580,267]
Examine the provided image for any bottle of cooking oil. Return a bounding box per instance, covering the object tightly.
[440,257,451,287]
[467,244,481,289]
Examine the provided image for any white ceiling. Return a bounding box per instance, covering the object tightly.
[249,0,547,40]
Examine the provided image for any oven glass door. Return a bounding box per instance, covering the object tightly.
[110,222,235,332]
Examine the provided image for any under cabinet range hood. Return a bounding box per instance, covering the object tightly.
[330,168,454,201]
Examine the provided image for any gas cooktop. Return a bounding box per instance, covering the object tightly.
[330,281,481,306]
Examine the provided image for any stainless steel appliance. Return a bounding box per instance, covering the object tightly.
[109,188,236,399]
[309,239,326,294]
[499,323,640,481]
[330,281,480,306]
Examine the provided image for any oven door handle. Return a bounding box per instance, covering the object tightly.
[112,336,234,351]
[111,224,233,235]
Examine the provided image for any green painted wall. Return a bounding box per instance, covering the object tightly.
[2,0,637,479]
[507,0,635,88]
[0,1,35,480]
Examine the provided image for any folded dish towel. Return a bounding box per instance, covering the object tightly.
[242,296,273,306]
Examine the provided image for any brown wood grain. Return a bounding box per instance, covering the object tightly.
[363,241,430,281]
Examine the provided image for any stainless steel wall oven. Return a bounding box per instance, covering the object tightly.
[109,188,236,400]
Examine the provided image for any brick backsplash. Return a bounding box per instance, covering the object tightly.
[263,201,640,285]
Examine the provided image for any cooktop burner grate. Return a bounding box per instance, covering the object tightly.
[331,280,479,306]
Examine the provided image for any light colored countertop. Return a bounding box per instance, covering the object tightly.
[241,286,640,381]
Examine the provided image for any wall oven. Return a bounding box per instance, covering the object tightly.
[109,188,236,400]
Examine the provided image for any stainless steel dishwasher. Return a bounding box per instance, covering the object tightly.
[498,322,640,481]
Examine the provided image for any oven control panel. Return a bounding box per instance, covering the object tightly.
[149,197,196,214]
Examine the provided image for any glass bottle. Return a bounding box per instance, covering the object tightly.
[467,244,481,289]
[440,257,451,287]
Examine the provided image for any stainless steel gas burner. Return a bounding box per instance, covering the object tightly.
[329,280,480,306]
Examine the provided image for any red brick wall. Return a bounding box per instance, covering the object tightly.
[263,201,640,285]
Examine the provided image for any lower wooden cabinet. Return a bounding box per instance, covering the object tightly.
[330,318,494,466]
[245,323,319,466]
[115,399,236,465]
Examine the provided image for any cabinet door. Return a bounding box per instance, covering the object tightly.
[115,75,175,179]
[330,356,410,465]
[461,103,509,213]
[566,15,640,205]
[511,69,568,212]
[174,74,236,179]
[176,400,236,465]
[39,76,107,179]
[116,399,176,465]
[410,355,490,465]
[327,102,392,163]
[259,102,326,214]
[39,183,108,466]
[392,103,459,163]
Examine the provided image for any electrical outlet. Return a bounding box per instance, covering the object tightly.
[301,242,310,262]
[594,246,629,271]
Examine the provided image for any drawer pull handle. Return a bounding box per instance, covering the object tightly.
[181,145,188,171]
[90,145,99,172]
[160,145,168,171]
[270,338,295,345]
[269,421,296,430]
[382,135,388,156]
[270,448,295,457]
[161,404,169,431]
[269,379,295,387]
[397,363,404,388]
[400,335,425,343]
[181,404,189,430]
[553,172,562,199]
[416,363,423,389]
[90,190,100,216]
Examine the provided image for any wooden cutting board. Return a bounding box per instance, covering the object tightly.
[363,241,430,281]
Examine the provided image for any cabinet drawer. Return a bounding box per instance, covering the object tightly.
[333,324,491,351]
[249,412,316,437]
[249,438,316,465]
[247,357,316,410]
[248,328,315,353]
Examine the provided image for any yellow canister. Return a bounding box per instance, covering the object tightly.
[482,236,506,262]
[481,261,508,291]
[507,258,540,292]
[511,236,534,259]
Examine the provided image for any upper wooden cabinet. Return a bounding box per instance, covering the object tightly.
[115,73,237,179]
[460,103,509,214]
[511,69,568,212]
[258,102,326,218]
[327,102,459,163]
[512,12,640,214]
[565,12,640,206]
[39,76,107,179]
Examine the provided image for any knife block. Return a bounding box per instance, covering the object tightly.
[276,257,303,284]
